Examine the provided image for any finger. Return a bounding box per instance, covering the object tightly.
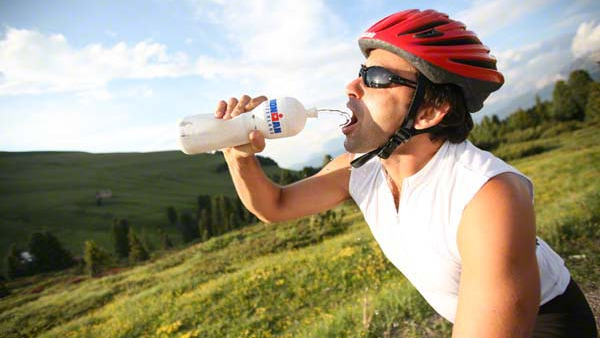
[231,95,251,118]
[215,100,227,118]
[248,130,265,153]
[224,97,238,119]
[246,95,268,111]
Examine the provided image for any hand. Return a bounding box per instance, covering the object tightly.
[215,95,268,157]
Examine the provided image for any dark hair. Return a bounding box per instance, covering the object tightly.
[421,79,473,143]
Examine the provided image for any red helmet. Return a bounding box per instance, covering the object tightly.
[359,9,504,112]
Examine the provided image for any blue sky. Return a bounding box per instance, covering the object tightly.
[1,0,599,168]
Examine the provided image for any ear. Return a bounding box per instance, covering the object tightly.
[413,104,450,130]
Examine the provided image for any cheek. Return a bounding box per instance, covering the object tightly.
[367,98,406,134]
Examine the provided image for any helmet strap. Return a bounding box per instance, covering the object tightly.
[351,73,434,168]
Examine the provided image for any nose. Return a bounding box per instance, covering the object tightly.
[345,77,364,99]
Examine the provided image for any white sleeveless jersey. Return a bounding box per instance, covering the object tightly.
[349,140,570,322]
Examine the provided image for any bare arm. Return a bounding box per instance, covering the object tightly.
[453,173,540,338]
[218,95,351,223]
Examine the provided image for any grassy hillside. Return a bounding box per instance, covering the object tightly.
[1,122,598,337]
[0,151,281,263]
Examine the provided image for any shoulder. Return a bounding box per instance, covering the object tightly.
[458,172,536,260]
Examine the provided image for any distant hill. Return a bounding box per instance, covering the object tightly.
[480,52,600,121]
[0,150,282,262]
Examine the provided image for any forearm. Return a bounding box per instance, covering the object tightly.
[224,151,283,223]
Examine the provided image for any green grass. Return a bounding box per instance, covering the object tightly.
[0,151,281,265]
[0,122,598,337]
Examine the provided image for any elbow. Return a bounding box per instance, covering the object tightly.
[255,212,288,224]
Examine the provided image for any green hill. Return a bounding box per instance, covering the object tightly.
[1,122,598,337]
[0,150,281,263]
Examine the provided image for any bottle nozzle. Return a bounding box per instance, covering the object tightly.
[306,107,318,118]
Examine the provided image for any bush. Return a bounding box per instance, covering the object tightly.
[494,141,556,161]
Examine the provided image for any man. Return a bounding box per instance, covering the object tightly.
[216,9,597,338]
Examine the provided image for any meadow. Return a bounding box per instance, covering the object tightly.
[1,121,598,337]
[0,150,281,268]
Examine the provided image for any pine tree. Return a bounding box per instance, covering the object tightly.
[140,229,156,252]
[128,229,149,263]
[179,211,199,243]
[158,228,173,250]
[166,206,178,227]
[220,196,232,231]
[196,195,211,222]
[111,218,130,259]
[83,240,112,277]
[5,243,28,279]
[210,196,223,235]
[198,208,211,241]
[28,231,74,273]
[0,276,9,298]
[228,213,240,230]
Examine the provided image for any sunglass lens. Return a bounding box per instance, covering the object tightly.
[365,67,391,88]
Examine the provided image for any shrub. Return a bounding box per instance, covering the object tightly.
[494,141,555,161]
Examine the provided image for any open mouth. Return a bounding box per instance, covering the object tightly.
[342,111,358,135]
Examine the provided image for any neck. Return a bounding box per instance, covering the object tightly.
[380,134,445,183]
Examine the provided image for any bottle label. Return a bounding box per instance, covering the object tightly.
[265,99,284,134]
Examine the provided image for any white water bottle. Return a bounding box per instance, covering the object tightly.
[178,97,319,155]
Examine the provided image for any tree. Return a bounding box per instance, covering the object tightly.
[210,196,223,234]
[28,231,74,273]
[228,213,240,230]
[585,82,600,121]
[322,154,333,168]
[5,243,29,279]
[198,208,211,241]
[534,95,551,121]
[166,206,178,227]
[179,210,199,243]
[567,69,593,114]
[158,228,173,250]
[128,229,149,263]
[552,80,583,121]
[111,218,130,259]
[83,240,112,277]
[0,276,9,298]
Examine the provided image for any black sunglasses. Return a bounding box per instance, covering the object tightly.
[359,64,417,89]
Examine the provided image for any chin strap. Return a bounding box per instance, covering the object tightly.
[351,73,437,169]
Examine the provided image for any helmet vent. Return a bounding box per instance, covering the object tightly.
[420,37,481,46]
[451,58,497,70]
[398,21,449,35]
[414,29,444,38]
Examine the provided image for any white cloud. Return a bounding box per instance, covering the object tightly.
[0,0,362,167]
[456,0,556,37]
[0,27,190,96]
[572,21,600,58]
[485,33,573,108]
